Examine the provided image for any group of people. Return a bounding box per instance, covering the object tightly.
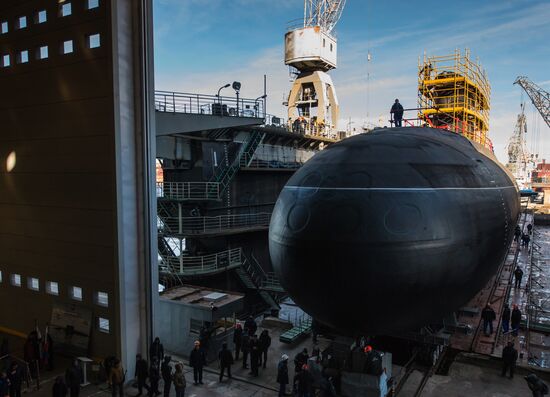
[514,224,532,250]
[481,303,523,337]
[0,362,24,397]
[232,317,272,378]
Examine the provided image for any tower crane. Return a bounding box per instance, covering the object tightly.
[514,76,550,129]
[506,103,532,184]
[284,0,346,138]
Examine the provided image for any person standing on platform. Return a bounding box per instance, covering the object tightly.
[0,372,9,397]
[8,362,22,397]
[522,233,531,248]
[514,266,524,289]
[294,348,309,374]
[525,373,549,397]
[65,359,82,397]
[481,304,496,336]
[150,338,164,363]
[294,364,314,397]
[233,323,243,361]
[277,355,289,397]
[244,316,257,336]
[161,356,172,397]
[259,330,272,369]
[511,304,522,336]
[527,223,533,235]
[149,359,161,396]
[241,332,250,370]
[502,303,511,334]
[189,341,206,385]
[390,99,404,127]
[52,376,68,397]
[218,343,234,382]
[514,225,521,242]
[172,363,186,397]
[501,342,518,379]
[135,354,150,396]
[249,334,260,377]
[108,359,125,397]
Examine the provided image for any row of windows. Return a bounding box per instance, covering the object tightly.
[0,1,100,35]
[0,271,109,307]
[1,33,101,67]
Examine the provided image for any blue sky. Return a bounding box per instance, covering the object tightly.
[153,0,550,163]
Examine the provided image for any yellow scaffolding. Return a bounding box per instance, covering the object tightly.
[418,49,492,149]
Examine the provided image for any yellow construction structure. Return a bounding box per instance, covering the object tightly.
[418,49,492,149]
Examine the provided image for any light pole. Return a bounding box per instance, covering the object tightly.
[232,81,241,115]
[216,83,230,103]
[254,94,267,118]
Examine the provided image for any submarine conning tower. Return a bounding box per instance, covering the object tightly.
[418,49,492,150]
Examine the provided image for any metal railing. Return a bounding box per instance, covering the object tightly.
[241,156,303,170]
[160,247,242,275]
[156,182,221,201]
[155,90,265,118]
[262,272,284,292]
[159,212,271,235]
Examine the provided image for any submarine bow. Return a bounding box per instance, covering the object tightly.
[269,127,520,335]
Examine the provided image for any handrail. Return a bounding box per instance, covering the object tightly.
[160,248,242,275]
[154,90,265,118]
[159,212,272,235]
[156,182,221,201]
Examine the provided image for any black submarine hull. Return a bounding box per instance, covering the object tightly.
[269,127,520,335]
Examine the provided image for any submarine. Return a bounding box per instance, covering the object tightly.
[269,127,520,335]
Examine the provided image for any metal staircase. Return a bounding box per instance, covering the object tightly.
[210,131,266,194]
[235,253,283,310]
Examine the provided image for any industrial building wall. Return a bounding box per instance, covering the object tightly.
[0,0,155,366]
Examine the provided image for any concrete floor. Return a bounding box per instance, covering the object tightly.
[420,361,533,397]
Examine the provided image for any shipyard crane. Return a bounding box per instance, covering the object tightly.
[285,0,346,138]
[506,103,531,184]
[514,76,550,129]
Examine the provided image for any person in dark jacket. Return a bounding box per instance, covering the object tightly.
[218,343,234,382]
[277,355,289,397]
[150,337,164,363]
[108,359,125,397]
[390,99,404,127]
[527,223,533,235]
[135,354,150,396]
[525,373,549,397]
[258,330,272,369]
[294,348,309,374]
[501,342,518,379]
[0,372,9,397]
[511,304,522,336]
[65,360,82,397]
[161,356,172,397]
[514,267,524,289]
[53,376,68,397]
[241,332,250,369]
[294,364,314,397]
[149,359,161,396]
[233,323,243,361]
[189,341,206,385]
[481,304,496,336]
[514,225,521,242]
[502,303,511,334]
[244,316,257,336]
[249,334,260,377]
[522,233,531,248]
[8,362,22,397]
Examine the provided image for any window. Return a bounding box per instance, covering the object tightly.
[95,291,109,307]
[323,38,325,47]
[11,274,21,287]
[36,10,47,24]
[17,16,27,29]
[330,43,333,51]
[87,0,100,9]
[1,22,7,34]
[17,50,29,64]
[60,3,72,17]
[2,54,10,67]
[190,318,204,334]
[46,281,59,295]
[0,271,2,282]
[70,286,82,301]
[98,317,110,333]
[88,33,101,49]
[38,46,48,60]
[62,40,74,54]
[28,277,39,291]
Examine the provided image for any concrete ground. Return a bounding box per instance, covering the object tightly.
[420,360,533,397]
